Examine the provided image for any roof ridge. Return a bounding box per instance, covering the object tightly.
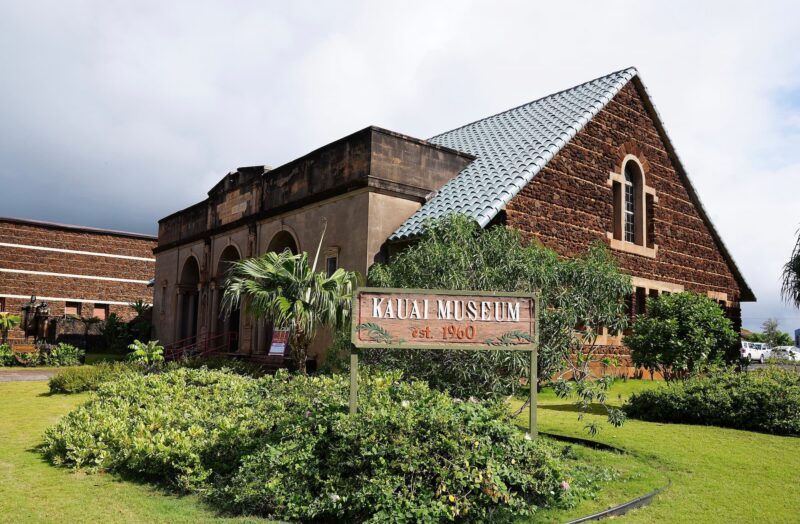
[428,67,638,141]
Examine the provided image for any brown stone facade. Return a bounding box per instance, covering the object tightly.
[0,217,156,344]
[153,83,751,371]
[152,127,472,360]
[505,82,745,368]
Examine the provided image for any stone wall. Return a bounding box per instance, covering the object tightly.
[507,82,742,303]
[506,81,743,364]
[0,218,156,344]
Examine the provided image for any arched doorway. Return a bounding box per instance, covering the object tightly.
[215,245,241,351]
[267,230,298,254]
[177,257,200,343]
[256,230,299,354]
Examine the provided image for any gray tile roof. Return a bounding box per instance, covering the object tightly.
[390,67,638,240]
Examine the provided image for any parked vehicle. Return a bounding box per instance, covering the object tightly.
[740,341,771,363]
[769,346,800,362]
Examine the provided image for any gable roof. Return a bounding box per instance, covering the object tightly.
[389,67,755,301]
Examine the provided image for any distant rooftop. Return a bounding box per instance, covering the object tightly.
[0,216,156,241]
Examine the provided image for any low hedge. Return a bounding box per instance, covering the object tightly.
[624,367,800,435]
[0,343,84,367]
[169,356,266,377]
[42,368,608,522]
[48,362,138,394]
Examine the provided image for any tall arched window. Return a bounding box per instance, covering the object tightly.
[608,155,658,258]
[623,162,638,244]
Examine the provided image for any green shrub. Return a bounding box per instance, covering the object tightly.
[42,369,604,521]
[624,292,738,380]
[624,367,800,435]
[0,343,13,366]
[48,362,138,394]
[126,339,164,367]
[171,356,265,377]
[41,343,85,367]
[366,215,631,399]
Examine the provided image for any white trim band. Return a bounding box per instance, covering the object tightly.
[0,293,150,307]
[0,268,150,285]
[0,242,155,262]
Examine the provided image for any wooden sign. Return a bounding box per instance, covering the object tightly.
[348,287,539,437]
[351,288,537,351]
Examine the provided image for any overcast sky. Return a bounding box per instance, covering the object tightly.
[1,1,799,332]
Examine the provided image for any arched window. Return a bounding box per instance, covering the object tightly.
[608,155,657,258]
[623,162,638,244]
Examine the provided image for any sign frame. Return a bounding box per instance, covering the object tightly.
[351,287,538,352]
[349,287,538,437]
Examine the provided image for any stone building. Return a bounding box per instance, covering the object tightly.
[153,67,754,365]
[0,217,156,345]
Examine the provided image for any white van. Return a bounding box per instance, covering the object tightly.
[740,341,771,364]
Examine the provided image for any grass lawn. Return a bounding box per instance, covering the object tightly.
[1,376,797,523]
[0,380,264,524]
[519,379,800,523]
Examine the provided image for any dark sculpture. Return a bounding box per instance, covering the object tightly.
[20,296,50,343]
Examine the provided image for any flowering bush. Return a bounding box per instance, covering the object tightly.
[42,368,607,521]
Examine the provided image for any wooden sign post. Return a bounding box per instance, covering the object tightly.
[350,287,539,437]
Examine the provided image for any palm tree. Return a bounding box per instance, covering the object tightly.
[221,248,358,374]
[0,313,21,343]
[782,231,800,308]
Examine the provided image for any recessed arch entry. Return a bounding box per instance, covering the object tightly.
[214,245,242,351]
[267,230,298,255]
[176,256,200,342]
[253,229,300,353]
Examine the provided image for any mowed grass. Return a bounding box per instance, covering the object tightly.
[0,380,265,524]
[2,375,798,523]
[518,379,800,523]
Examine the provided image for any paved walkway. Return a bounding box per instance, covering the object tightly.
[0,369,58,382]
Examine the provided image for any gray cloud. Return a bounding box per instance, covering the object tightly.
[1,0,799,332]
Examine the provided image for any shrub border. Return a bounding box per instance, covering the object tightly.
[541,432,670,523]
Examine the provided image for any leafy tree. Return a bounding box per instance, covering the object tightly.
[742,320,793,347]
[624,292,737,380]
[366,215,632,433]
[222,250,358,374]
[741,331,767,343]
[0,312,21,343]
[760,318,793,347]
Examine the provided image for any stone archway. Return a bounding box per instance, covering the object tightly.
[214,245,242,351]
[267,230,298,255]
[254,230,299,354]
[177,256,200,343]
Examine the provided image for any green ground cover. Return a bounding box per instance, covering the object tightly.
[520,379,800,523]
[0,380,263,524]
[1,376,798,523]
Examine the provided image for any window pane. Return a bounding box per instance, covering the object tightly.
[326,256,338,277]
[624,181,635,243]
